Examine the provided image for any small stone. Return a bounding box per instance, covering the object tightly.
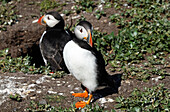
[36,80,41,84]
[48,90,57,94]
[30,96,36,100]
[123,3,128,7]
[72,15,81,20]
[60,14,65,17]
[103,19,107,23]
[25,91,31,94]
[28,84,36,88]
[39,99,47,105]
[58,93,63,96]
[107,98,114,102]
[37,90,41,94]
[108,22,112,26]
[125,80,130,84]
[99,98,107,104]
[56,81,60,83]
[70,91,74,94]
[152,76,162,82]
[57,84,62,86]
[74,87,79,90]
[94,27,99,30]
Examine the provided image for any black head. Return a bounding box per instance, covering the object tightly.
[77,21,92,32]
[38,11,65,30]
[74,21,93,47]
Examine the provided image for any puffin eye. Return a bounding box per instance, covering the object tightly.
[80,28,83,33]
[47,16,50,20]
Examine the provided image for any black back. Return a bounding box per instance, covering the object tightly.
[41,29,72,72]
[40,11,72,72]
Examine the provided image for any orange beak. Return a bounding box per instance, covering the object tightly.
[38,15,46,25]
[88,29,93,47]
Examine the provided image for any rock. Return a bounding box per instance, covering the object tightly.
[103,19,107,23]
[58,93,64,96]
[107,98,114,102]
[36,90,41,94]
[39,99,47,105]
[152,76,162,82]
[48,90,57,94]
[99,98,107,104]
[94,27,99,30]
[30,96,36,100]
[57,84,62,86]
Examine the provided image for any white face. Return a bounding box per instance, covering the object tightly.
[74,25,88,41]
[43,14,60,27]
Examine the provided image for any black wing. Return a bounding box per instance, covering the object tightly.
[40,30,72,72]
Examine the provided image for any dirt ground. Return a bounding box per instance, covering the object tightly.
[0,71,169,111]
[0,0,169,111]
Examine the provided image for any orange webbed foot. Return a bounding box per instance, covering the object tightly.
[75,101,86,108]
[75,94,93,108]
[72,90,88,98]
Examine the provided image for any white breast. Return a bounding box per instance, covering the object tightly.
[39,31,48,65]
[63,40,98,92]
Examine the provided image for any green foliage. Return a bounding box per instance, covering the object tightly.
[94,10,106,20]
[49,71,66,78]
[110,50,169,81]
[9,93,22,102]
[27,100,56,112]
[93,30,110,62]
[92,0,170,81]
[121,62,168,81]
[27,100,112,112]
[62,10,72,16]
[0,1,19,31]
[73,0,95,13]
[40,0,66,12]
[115,84,170,111]
[104,2,112,9]
[106,0,169,62]
[80,104,106,112]
[45,94,65,103]
[0,48,51,75]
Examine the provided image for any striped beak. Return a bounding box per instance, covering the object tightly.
[88,29,93,47]
[38,15,46,25]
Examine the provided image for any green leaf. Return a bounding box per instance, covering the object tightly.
[154,101,159,107]
[95,14,101,20]
[133,106,141,112]
[115,97,121,102]
[114,104,122,108]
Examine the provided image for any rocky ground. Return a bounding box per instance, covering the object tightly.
[0,71,169,111]
[0,0,169,111]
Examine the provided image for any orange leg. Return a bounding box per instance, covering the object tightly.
[75,94,93,108]
[72,90,88,98]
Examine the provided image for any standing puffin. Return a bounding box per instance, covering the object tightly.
[63,21,114,108]
[36,11,72,72]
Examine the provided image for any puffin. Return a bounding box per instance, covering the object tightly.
[35,11,72,72]
[63,21,115,108]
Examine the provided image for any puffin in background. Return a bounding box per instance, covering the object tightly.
[63,21,115,108]
[34,11,72,72]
